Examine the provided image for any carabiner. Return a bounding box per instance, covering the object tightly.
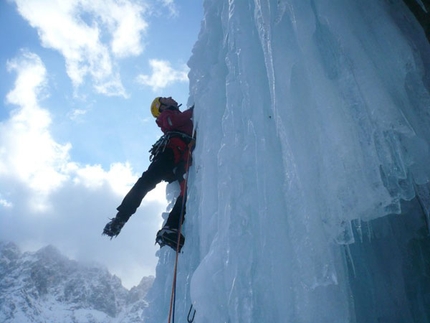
[187,304,196,323]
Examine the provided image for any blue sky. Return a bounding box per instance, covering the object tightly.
[0,0,203,288]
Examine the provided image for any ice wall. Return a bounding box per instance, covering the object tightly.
[143,0,430,322]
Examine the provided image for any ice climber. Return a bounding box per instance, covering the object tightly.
[102,97,194,251]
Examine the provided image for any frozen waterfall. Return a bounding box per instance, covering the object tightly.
[144,0,430,322]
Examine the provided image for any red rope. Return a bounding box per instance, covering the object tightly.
[167,136,195,323]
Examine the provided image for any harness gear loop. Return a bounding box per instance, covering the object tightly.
[149,131,194,162]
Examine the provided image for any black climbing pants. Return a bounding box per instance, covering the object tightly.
[116,148,186,229]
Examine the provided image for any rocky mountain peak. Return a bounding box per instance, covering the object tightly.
[0,241,154,323]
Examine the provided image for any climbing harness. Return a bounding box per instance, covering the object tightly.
[167,126,196,323]
[149,131,194,162]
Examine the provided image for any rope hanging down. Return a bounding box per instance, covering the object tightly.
[167,124,196,323]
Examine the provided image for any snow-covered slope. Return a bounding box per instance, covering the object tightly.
[0,241,153,323]
[144,0,430,322]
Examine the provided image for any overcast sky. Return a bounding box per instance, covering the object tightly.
[0,0,203,289]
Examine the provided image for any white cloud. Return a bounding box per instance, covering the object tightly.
[136,59,189,91]
[1,50,165,286]
[68,108,87,122]
[81,0,149,58]
[73,162,138,196]
[2,51,70,204]
[0,198,13,209]
[158,0,179,17]
[14,0,148,97]
[0,51,139,211]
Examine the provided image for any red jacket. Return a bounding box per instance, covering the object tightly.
[155,107,194,165]
[156,108,193,137]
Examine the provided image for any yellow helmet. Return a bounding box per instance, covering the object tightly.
[150,97,162,118]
